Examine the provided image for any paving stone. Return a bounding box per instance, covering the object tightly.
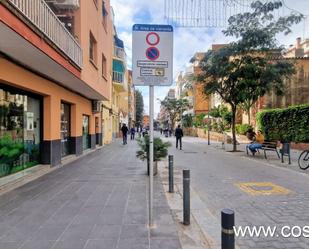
[84,239,118,249]
[120,224,149,239]
[0,139,181,249]
[51,239,87,249]
[150,238,182,249]
[89,224,121,239]
[117,238,149,249]
[20,240,55,249]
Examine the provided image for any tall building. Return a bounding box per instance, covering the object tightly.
[189,52,211,115]
[128,70,136,128]
[0,0,113,167]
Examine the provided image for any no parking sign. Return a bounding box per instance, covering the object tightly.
[132,24,173,86]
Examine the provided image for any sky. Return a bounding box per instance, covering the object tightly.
[110,0,309,117]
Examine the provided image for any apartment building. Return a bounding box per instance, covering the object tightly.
[127,70,136,129]
[0,0,113,170]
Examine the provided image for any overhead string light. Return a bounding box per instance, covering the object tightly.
[164,0,308,28]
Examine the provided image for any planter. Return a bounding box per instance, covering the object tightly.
[147,160,158,176]
[0,163,11,178]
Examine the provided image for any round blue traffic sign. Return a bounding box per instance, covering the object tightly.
[146,47,160,61]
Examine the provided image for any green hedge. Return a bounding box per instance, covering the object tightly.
[236,124,253,135]
[256,104,309,142]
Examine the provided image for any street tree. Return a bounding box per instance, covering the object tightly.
[160,98,189,130]
[196,0,302,151]
[135,90,144,128]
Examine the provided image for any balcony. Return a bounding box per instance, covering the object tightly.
[7,0,82,68]
[112,59,127,92]
[114,46,125,61]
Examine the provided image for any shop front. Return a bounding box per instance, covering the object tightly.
[0,85,42,177]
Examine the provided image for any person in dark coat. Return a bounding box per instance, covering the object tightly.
[175,125,184,150]
[130,127,136,140]
[121,123,128,145]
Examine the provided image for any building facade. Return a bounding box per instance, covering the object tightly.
[243,38,309,126]
[0,0,113,169]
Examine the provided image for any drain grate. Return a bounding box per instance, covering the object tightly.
[184,151,198,154]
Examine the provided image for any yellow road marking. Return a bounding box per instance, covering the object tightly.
[235,182,291,196]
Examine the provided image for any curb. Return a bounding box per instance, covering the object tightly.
[159,160,241,249]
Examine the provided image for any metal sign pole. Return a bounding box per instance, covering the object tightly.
[149,84,154,227]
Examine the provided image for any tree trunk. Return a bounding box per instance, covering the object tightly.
[231,106,237,152]
[247,108,251,126]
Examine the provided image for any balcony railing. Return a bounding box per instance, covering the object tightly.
[112,71,124,84]
[7,0,82,68]
[114,46,125,60]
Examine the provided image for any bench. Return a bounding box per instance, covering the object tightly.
[246,140,280,159]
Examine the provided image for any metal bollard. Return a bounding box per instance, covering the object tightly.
[168,155,174,193]
[183,169,190,225]
[221,209,235,249]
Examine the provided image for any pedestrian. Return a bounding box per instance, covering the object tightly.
[130,127,135,140]
[121,123,128,145]
[169,128,172,137]
[175,125,183,150]
[247,130,264,155]
[164,128,168,137]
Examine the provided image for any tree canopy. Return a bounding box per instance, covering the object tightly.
[196,0,303,151]
[135,90,144,127]
[160,98,189,129]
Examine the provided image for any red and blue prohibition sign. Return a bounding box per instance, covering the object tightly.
[146,47,160,61]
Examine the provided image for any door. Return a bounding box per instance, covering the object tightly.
[61,103,70,157]
[82,115,90,150]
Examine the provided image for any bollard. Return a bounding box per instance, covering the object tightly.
[221,209,235,249]
[183,169,190,225]
[168,155,174,193]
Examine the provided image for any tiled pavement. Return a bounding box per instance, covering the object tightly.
[0,139,182,249]
[162,135,309,249]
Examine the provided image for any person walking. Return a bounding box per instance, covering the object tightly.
[175,125,184,150]
[130,127,136,140]
[121,123,128,145]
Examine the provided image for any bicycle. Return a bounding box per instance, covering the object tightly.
[298,150,309,170]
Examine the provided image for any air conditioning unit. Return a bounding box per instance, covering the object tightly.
[47,0,79,9]
[92,101,101,113]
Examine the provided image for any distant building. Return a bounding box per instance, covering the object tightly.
[143,115,150,127]
[190,45,227,115]
[167,89,176,99]
[242,37,309,126]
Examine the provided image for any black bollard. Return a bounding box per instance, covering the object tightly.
[183,169,190,225]
[168,155,174,193]
[221,209,235,249]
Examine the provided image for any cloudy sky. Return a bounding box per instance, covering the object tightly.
[110,0,309,117]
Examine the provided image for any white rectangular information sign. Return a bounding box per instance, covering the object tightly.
[132,24,173,86]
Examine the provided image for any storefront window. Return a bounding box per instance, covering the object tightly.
[82,115,90,150]
[61,103,70,157]
[0,88,41,177]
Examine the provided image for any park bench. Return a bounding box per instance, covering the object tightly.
[246,140,280,159]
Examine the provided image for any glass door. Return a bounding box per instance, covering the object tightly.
[82,115,90,150]
[61,103,70,157]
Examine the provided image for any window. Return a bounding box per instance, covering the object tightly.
[102,1,108,29]
[89,32,97,65]
[102,54,107,78]
[0,87,41,177]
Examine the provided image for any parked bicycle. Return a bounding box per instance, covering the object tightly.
[298,150,309,170]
